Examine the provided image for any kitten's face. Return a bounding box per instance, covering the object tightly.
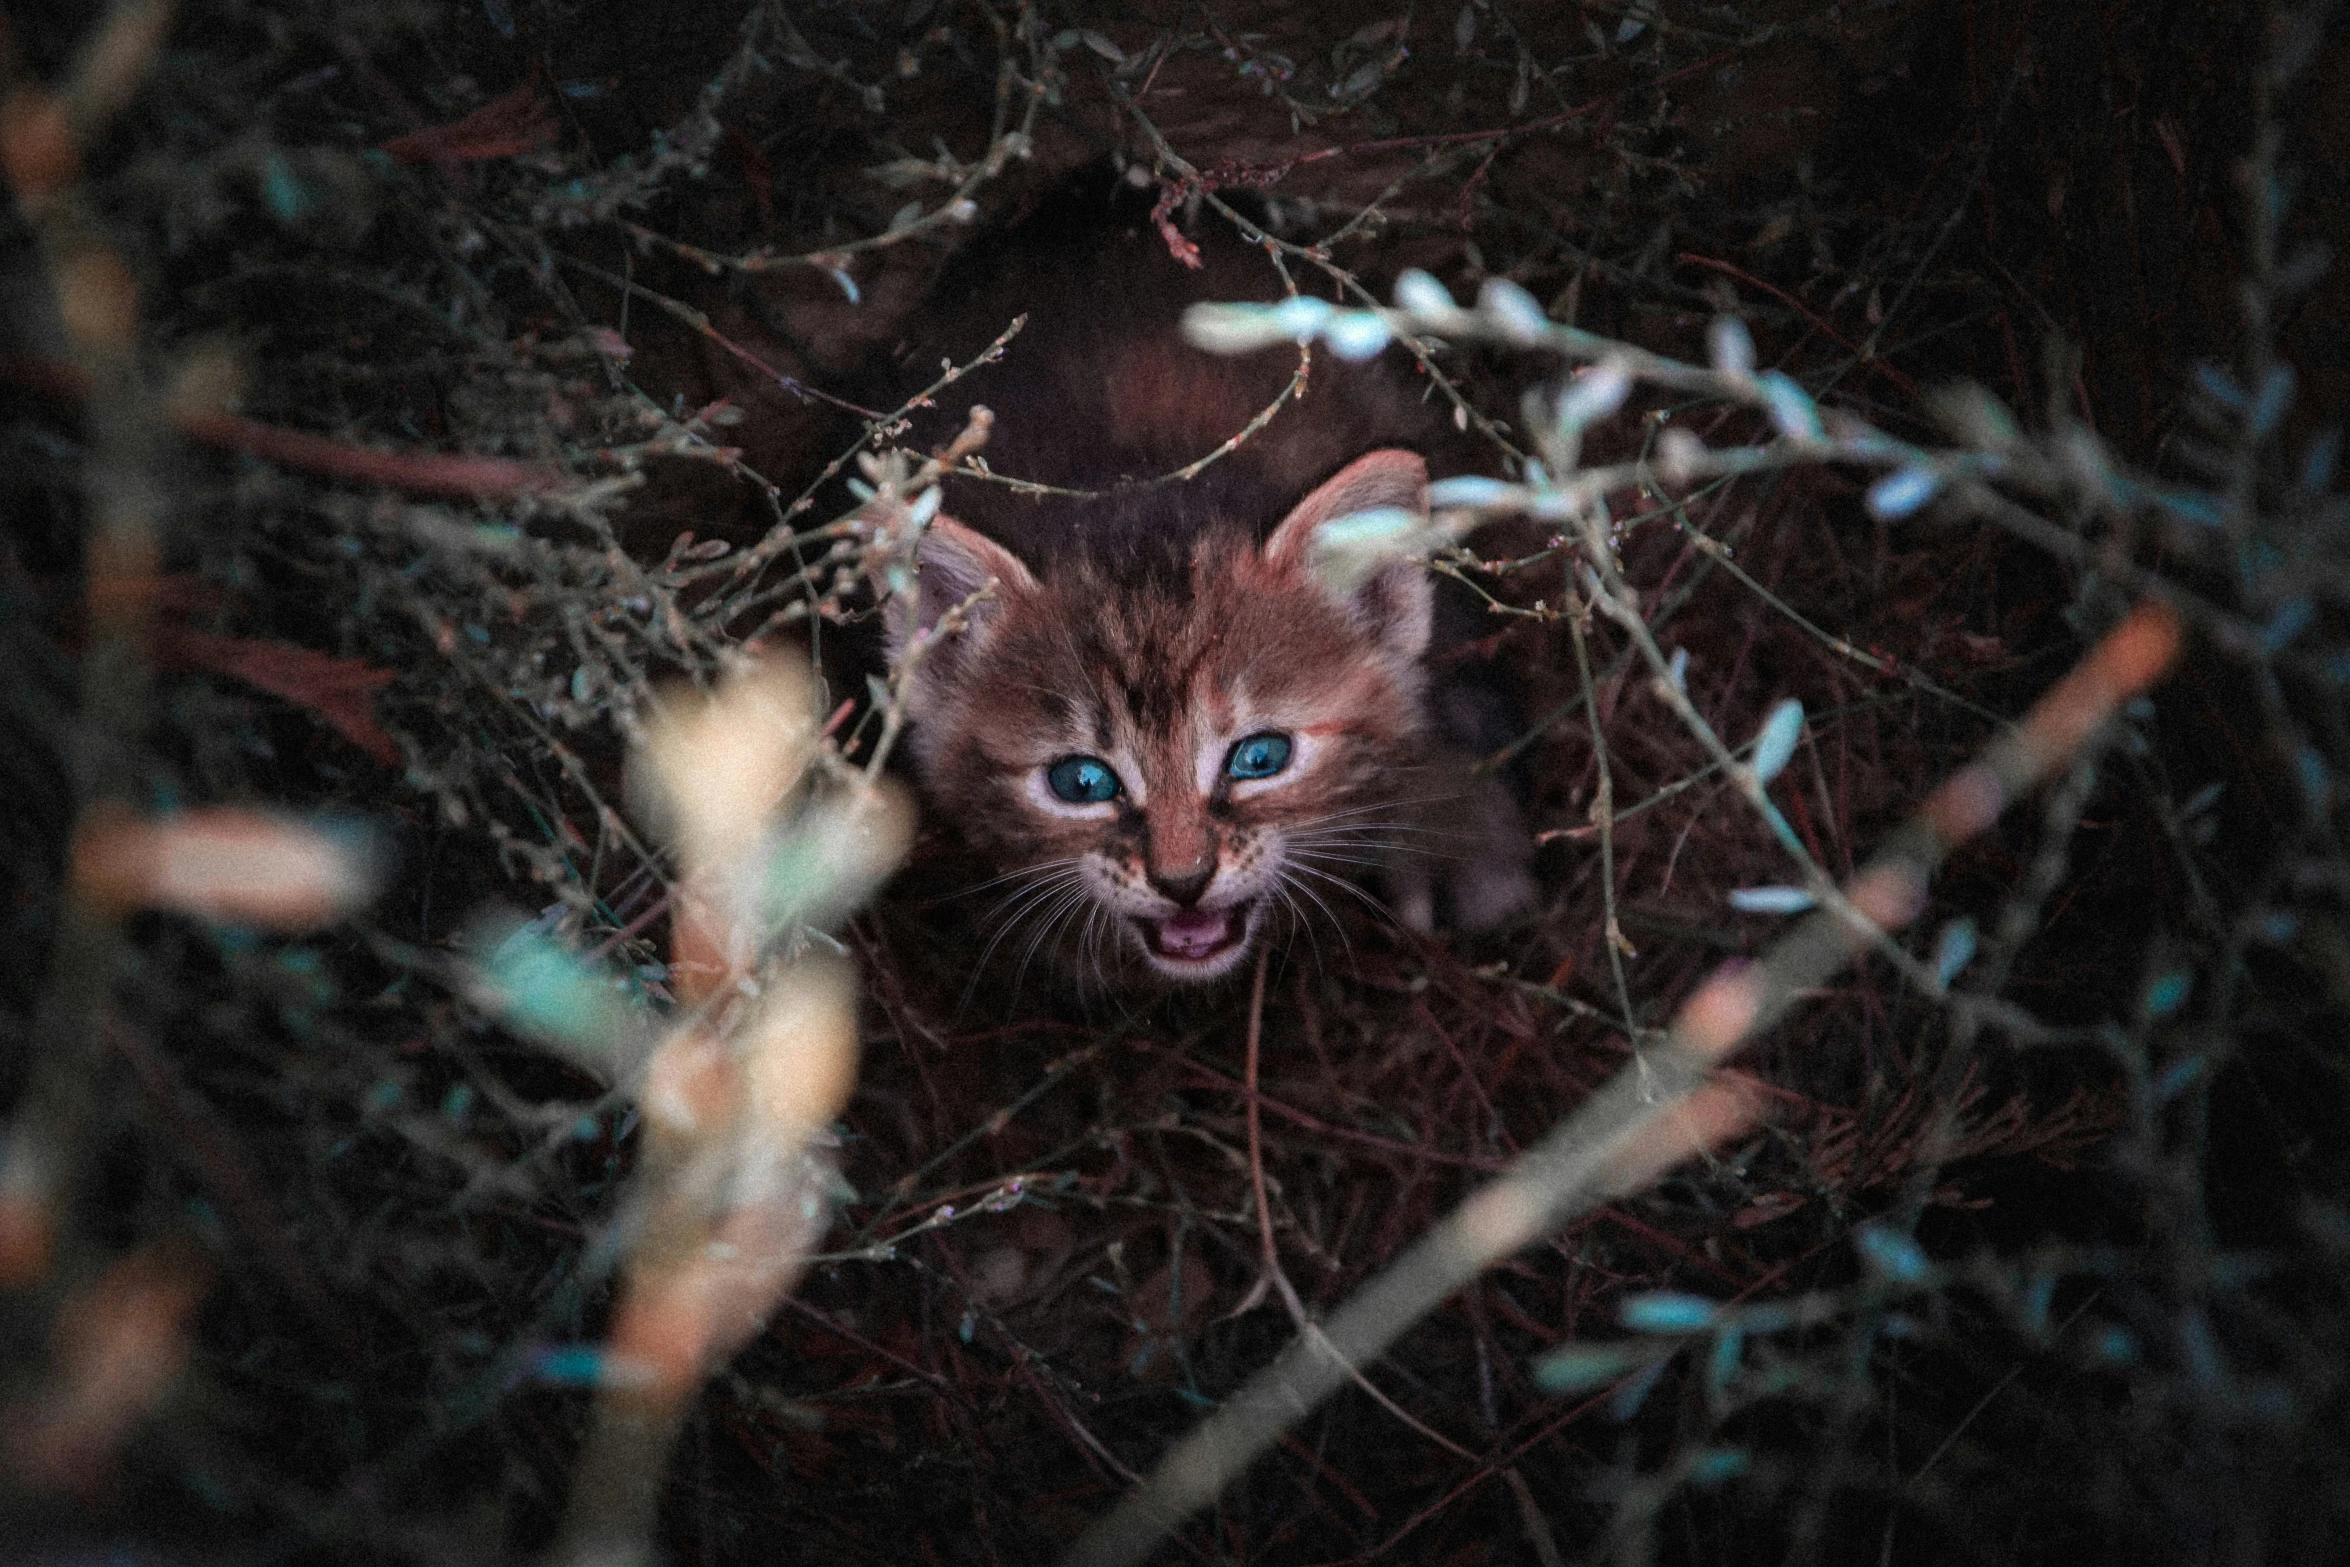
[891,452,1437,985]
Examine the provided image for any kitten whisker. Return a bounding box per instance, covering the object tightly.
[956,856,1087,900]
[1014,881,1096,996]
[1287,817,1478,854]
[1047,889,1102,990]
[1013,879,1087,958]
[1284,859,1402,920]
[1061,899,1096,1006]
[1082,902,1112,996]
[1284,795,1481,840]
[983,868,1092,921]
[1286,818,1470,843]
[1281,832,1446,854]
[1265,883,1324,970]
[985,859,1087,905]
[1296,793,1462,824]
[1286,850,1394,871]
[970,867,1091,996]
[960,878,1070,1016]
[1291,840,1468,869]
[977,874,1087,960]
[999,891,1071,1002]
[1275,860,1355,927]
[1271,873,1352,967]
[1286,829,1465,860]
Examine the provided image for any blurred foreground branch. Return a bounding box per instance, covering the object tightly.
[1066,604,2182,1567]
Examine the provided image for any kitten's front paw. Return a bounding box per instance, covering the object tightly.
[1448,858,1537,932]
[1385,864,1438,936]
[1442,773,1538,931]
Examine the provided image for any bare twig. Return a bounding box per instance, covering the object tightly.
[1061,604,2181,1567]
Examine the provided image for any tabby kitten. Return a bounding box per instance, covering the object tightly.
[884,186,1534,985]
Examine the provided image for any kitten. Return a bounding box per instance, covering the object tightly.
[883,183,1535,986]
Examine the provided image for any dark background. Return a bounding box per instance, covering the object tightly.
[3,2,2347,1563]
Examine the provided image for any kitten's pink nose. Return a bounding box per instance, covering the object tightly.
[1147,860,1214,907]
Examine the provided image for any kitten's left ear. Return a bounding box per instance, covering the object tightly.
[1264,449,1435,663]
[884,513,1037,706]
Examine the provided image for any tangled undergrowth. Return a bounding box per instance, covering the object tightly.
[3,2,2346,1564]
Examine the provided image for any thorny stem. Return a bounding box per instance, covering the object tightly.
[1659,507,2003,722]
[1575,527,1962,1007]
[984,323,1313,498]
[1349,293,2315,686]
[714,324,1026,623]
[1239,950,1473,1462]
[856,403,1007,781]
[860,580,993,782]
[1242,948,1295,1317]
[616,0,1044,277]
[1561,589,1642,1048]
[1104,77,1522,464]
[551,251,885,420]
[1461,445,2050,1033]
[949,310,1311,501]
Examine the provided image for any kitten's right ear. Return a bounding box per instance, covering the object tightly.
[1263,449,1435,665]
[884,514,1036,700]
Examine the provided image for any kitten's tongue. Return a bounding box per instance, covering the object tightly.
[1155,909,1234,960]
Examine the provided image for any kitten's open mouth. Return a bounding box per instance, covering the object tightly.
[1137,905,1253,976]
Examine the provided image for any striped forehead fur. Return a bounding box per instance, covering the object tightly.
[891,452,1452,989]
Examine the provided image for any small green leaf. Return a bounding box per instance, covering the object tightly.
[2145,970,2192,1018]
[1707,316,1754,378]
[2154,1055,2206,1102]
[1555,360,1632,431]
[477,919,640,1063]
[1477,277,1550,343]
[1609,1357,1667,1420]
[1531,1342,1649,1393]
[1183,302,1289,354]
[1867,466,1940,519]
[1394,268,1456,314]
[1310,507,1431,594]
[1705,1328,1744,1399]
[2194,363,2246,410]
[2151,487,2224,528]
[1933,918,1978,986]
[1750,698,1805,783]
[1728,886,1816,915]
[2092,1324,2138,1365]
[262,152,315,222]
[2018,1273,2057,1336]
[2251,365,2296,437]
[2261,599,2313,654]
[1316,506,1424,549]
[1758,371,1823,443]
[1322,310,1394,361]
[1427,476,1514,509]
[1621,1291,1718,1333]
[1270,295,1335,337]
[534,1346,610,1387]
[1855,1225,1931,1285]
[1687,1447,1749,1487]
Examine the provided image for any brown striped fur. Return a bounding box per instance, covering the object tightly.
[883,181,1534,986]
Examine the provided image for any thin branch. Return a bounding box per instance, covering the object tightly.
[1060,604,2181,1567]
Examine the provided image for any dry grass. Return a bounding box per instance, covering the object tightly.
[2,2,2344,1564]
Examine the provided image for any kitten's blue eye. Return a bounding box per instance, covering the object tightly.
[1226,732,1293,781]
[1046,755,1122,804]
